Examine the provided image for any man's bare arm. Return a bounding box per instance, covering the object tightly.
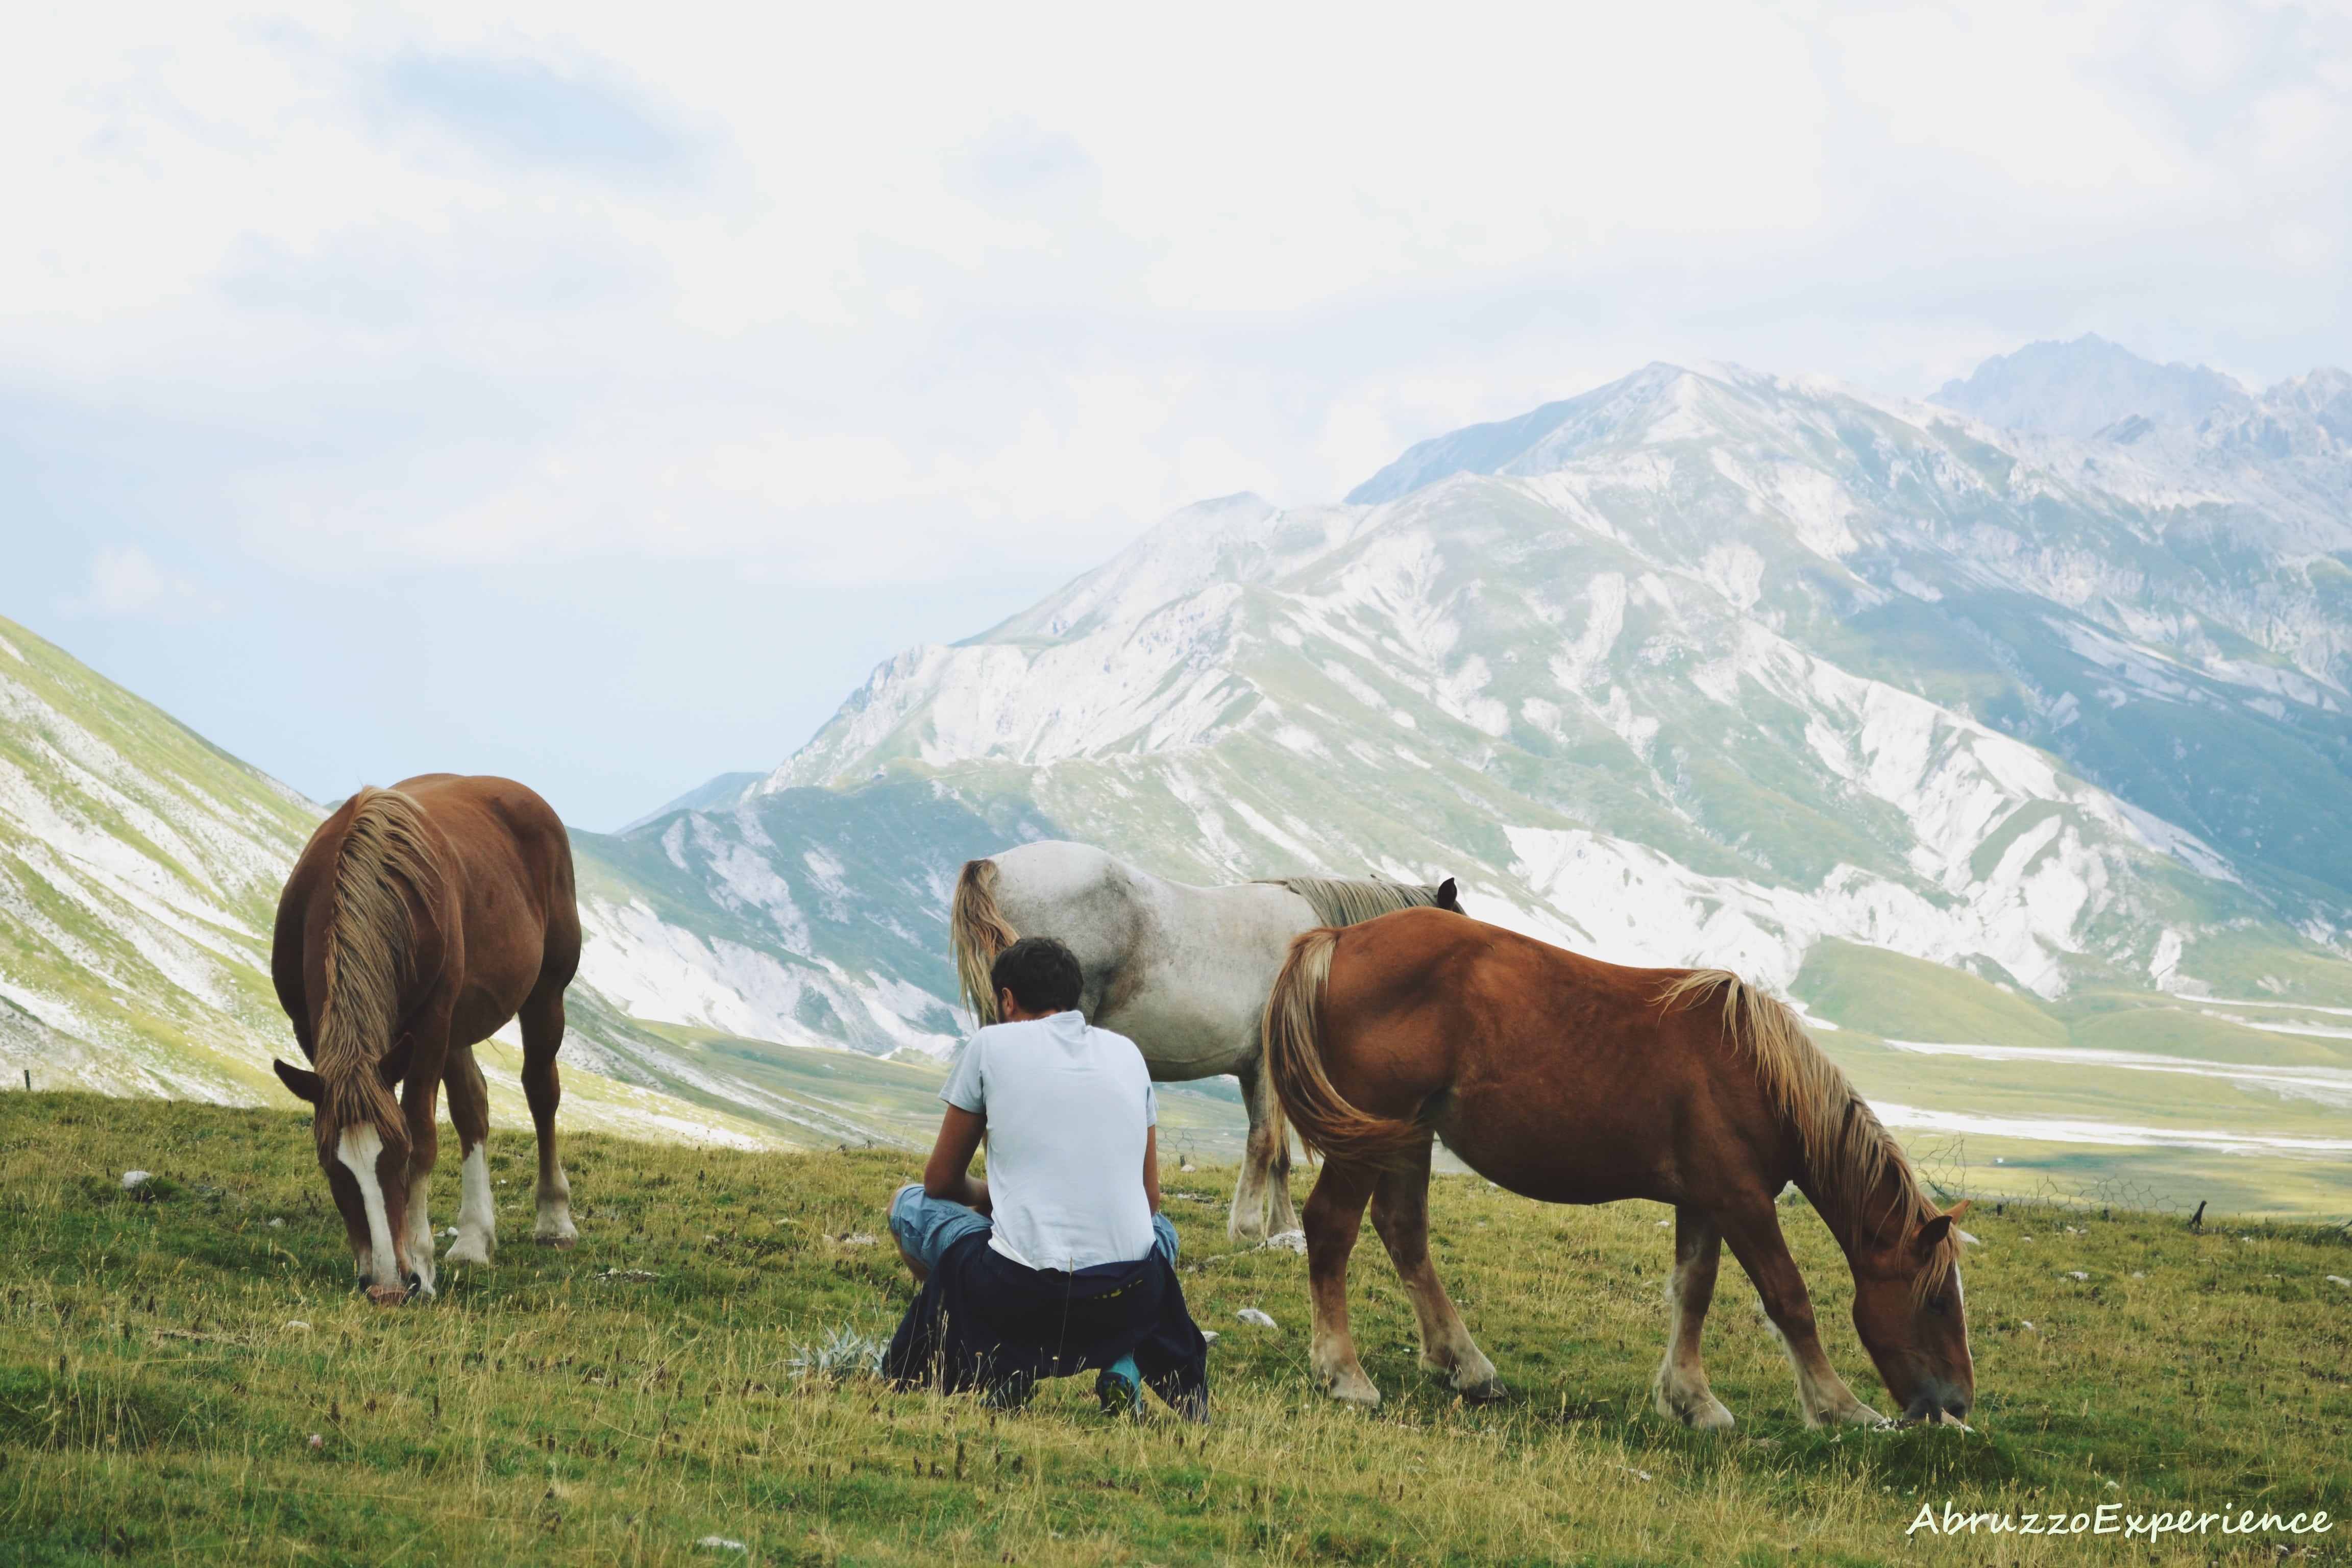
[1143,1125,1161,1214]
[923,1105,991,1213]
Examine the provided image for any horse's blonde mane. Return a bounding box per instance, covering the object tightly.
[950,859,1023,1026]
[1258,875,1447,929]
[1660,971,1957,1302]
[314,787,443,1146]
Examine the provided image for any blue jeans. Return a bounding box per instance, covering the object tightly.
[888,1184,1179,1275]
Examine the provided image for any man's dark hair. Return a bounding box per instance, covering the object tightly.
[991,936,1083,1016]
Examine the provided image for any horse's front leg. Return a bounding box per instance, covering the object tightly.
[442,1044,496,1266]
[1369,1147,1501,1400]
[1652,1205,1733,1429]
[400,1071,444,1301]
[1303,1162,1381,1406]
[1718,1199,1882,1427]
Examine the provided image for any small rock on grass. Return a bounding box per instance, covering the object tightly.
[1235,1307,1278,1329]
[121,1171,151,1191]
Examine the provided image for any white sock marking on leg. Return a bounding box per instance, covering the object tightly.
[405,1169,436,1297]
[448,1144,496,1263]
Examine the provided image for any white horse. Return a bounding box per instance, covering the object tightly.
[950,841,1463,1239]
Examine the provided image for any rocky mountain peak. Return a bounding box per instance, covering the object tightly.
[1929,334,2252,438]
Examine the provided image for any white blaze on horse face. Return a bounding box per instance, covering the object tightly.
[336,1125,400,1288]
[446,1143,496,1264]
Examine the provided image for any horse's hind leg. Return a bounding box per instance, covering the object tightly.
[1369,1148,1501,1400]
[1717,1198,1882,1427]
[1303,1161,1382,1406]
[1652,1206,1734,1429]
[519,988,577,1247]
[1229,1064,1298,1241]
[442,1045,496,1266]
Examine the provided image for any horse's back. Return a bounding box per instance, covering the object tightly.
[391,776,579,1034]
[1317,911,1777,1204]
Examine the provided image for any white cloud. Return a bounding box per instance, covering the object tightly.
[72,547,207,620]
[1,0,2349,590]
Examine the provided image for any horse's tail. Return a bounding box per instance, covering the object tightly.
[950,857,1020,1027]
[1262,927,1428,1169]
[314,787,444,1144]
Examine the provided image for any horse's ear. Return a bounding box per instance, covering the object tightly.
[1436,877,1462,912]
[273,1058,323,1105]
[1914,1211,1958,1254]
[377,1035,414,1088]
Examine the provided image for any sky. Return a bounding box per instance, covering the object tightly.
[5,1,2351,830]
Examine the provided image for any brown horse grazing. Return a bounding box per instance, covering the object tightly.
[270,775,582,1305]
[1263,908,1974,1429]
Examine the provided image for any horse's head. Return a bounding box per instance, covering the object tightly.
[273,1041,426,1305]
[1848,1200,1975,1425]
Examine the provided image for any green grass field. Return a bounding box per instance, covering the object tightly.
[2,1093,2348,1565]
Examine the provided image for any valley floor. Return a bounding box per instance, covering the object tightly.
[0,1095,2347,1565]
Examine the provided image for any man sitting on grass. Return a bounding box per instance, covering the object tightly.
[881,936,1209,1418]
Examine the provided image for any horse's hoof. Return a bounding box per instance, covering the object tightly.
[1654,1375,1734,1430]
[1326,1374,1382,1409]
[1457,1380,1509,1406]
[444,1239,492,1266]
[536,1233,577,1250]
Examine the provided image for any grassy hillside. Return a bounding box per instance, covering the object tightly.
[0,615,318,1101]
[2,1096,2347,1565]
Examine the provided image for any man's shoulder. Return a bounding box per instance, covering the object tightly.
[970,1017,1052,1048]
[1082,1021,1141,1054]
[1081,1023,1149,1076]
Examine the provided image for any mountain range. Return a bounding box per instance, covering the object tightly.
[6,335,2350,1211]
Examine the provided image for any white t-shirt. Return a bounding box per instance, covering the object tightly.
[941,1010,1159,1271]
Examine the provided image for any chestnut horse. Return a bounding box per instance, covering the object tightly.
[1264,908,1974,1428]
[270,775,581,1304]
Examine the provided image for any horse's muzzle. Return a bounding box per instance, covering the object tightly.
[1901,1385,1972,1427]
